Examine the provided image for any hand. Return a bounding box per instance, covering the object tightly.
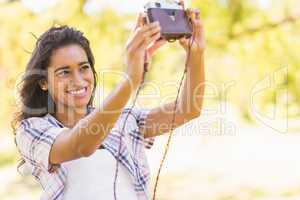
[179,5,205,55]
[129,13,167,71]
[125,13,163,87]
[140,13,167,67]
[145,35,167,65]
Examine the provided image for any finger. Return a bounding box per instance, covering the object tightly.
[130,23,161,51]
[128,13,146,45]
[179,37,188,43]
[192,8,201,22]
[187,8,200,22]
[189,8,198,21]
[126,26,142,50]
[187,9,202,37]
[138,31,162,50]
[145,39,166,68]
[179,0,185,9]
[139,21,160,35]
[147,39,167,57]
[128,22,160,51]
[195,9,200,20]
[195,19,204,36]
[143,32,162,49]
[179,37,189,49]
[194,12,203,38]
[135,24,161,50]
[186,8,193,19]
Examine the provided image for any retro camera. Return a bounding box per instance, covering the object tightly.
[144,0,193,41]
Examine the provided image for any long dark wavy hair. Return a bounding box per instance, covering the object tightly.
[12,25,98,168]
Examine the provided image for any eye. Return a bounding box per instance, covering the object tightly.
[80,64,91,72]
[56,69,70,77]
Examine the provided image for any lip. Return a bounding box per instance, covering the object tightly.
[66,87,88,98]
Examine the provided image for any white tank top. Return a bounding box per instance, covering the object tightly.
[63,149,139,200]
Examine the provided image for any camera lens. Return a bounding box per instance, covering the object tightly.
[155,2,161,8]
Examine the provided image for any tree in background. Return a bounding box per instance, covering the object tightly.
[0,0,299,132]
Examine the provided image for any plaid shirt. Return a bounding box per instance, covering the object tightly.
[16,107,155,200]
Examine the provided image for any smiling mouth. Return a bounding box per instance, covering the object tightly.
[67,87,88,96]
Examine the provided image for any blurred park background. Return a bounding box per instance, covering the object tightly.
[0,0,300,199]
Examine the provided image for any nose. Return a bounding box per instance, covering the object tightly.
[71,70,86,87]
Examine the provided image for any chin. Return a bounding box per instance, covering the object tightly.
[63,97,92,110]
[72,98,91,109]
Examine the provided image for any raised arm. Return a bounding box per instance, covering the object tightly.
[49,20,162,165]
[141,8,206,138]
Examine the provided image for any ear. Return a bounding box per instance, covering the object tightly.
[38,79,48,91]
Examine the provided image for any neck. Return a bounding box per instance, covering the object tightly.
[54,104,88,128]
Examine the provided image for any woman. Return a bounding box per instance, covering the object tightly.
[13,8,205,200]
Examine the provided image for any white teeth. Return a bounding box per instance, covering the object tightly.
[68,88,86,95]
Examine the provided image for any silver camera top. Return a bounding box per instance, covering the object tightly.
[144,0,182,10]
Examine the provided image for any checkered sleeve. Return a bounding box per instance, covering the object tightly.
[135,107,155,149]
[15,117,67,172]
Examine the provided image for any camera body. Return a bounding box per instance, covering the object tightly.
[144,0,192,41]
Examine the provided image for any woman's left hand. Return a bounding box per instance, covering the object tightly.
[179,8,205,56]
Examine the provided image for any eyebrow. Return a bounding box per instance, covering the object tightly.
[54,61,90,73]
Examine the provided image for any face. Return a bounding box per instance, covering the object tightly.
[41,44,95,112]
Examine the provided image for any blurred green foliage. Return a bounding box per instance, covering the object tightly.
[0,2,299,199]
[0,0,299,132]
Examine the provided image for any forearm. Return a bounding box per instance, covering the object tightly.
[72,75,137,156]
[142,52,205,138]
[179,52,205,118]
